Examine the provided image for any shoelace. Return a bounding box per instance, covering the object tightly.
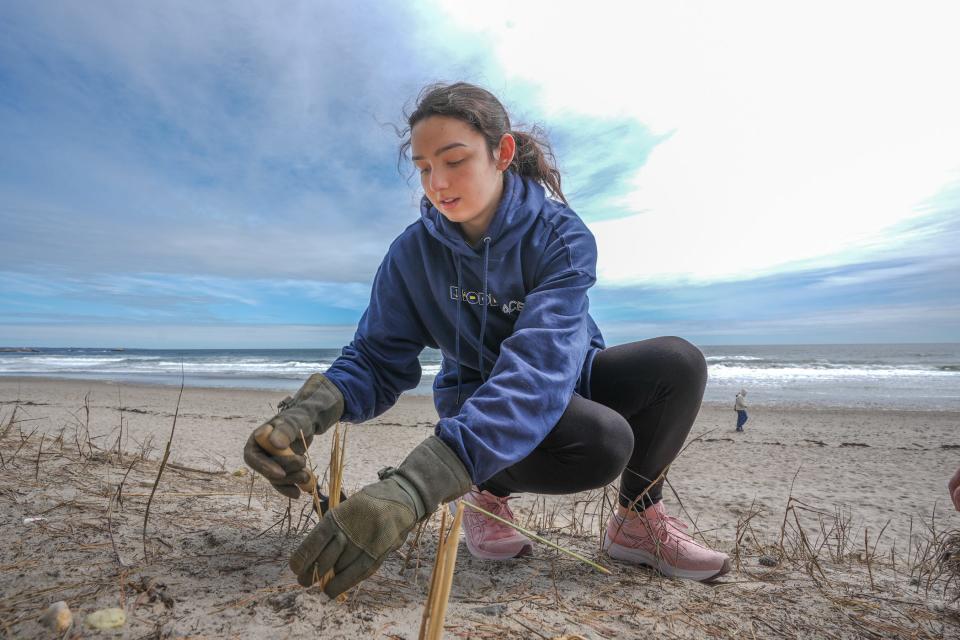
[661,515,700,546]
[662,514,691,535]
[468,493,519,521]
[613,512,714,562]
[617,511,692,545]
[629,515,694,556]
[488,495,519,519]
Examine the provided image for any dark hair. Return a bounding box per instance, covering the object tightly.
[398,82,567,204]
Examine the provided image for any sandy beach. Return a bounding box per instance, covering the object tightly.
[2,376,958,638]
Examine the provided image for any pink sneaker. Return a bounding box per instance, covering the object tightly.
[603,502,730,581]
[456,488,533,560]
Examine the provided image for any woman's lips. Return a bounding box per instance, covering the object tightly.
[439,197,460,210]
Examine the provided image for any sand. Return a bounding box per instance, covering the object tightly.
[1,376,958,638]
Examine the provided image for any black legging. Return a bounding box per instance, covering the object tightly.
[479,336,708,508]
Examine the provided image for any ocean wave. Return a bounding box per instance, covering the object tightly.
[708,361,955,373]
[0,356,446,380]
[152,360,328,370]
[0,356,130,367]
[708,364,957,379]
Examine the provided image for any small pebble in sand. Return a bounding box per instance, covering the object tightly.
[472,604,507,616]
[40,601,72,632]
[759,555,779,567]
[85,607,126,630]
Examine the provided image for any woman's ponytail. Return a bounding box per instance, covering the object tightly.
[400,82,567,205]
[510,128,566,205]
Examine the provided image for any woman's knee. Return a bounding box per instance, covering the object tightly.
[585,411,633,486]
[652,336,707,387]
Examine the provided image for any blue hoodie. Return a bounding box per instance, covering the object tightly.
[324,172,605,483]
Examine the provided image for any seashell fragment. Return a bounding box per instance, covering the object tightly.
[84,607,126,629]
[40,601,72,632]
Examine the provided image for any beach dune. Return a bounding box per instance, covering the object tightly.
[1,377,958,638]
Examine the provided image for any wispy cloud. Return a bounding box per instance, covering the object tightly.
[0,2,473,281]
[443,1,960,285]
[591,233,960,344]
[553,117,667,221]
[0,271,371,325]
[0,323,360,349]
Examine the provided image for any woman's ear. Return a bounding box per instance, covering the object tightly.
[495,133,516,171]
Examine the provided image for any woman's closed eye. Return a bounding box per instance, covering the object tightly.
[420,158,464,174]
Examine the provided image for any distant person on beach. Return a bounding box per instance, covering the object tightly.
[950,467,960,511]
[243,82,730,598]
[734,388,748,431]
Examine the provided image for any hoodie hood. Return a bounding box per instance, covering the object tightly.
[323,170,604,484]
[419,171,544,257]
[418,171,547,399]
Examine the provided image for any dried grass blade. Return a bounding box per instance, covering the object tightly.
[319,423,347,591]
[298,430,323,517]
[419,509,448,640]
[427,502,464,640]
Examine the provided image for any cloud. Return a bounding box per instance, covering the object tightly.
[0,323,359,349]
[599,301,960,345]
[0,271,372,326]
[590,237,960,344]
[2,1,958,347]
[0,1,483,281]
[551,116,667,221]
[440,1,960,285]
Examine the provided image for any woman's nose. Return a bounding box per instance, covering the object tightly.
[429,167,449,192]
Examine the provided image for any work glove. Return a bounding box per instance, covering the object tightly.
[243,373,344,498]
[290,435,472,598]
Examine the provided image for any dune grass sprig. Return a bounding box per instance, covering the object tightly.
[142,371,184,561]
[317,423,347,591]
[419,502,465,640]
[298,430,324,518]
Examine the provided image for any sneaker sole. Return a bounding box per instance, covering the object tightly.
[603,535,729,581]
[463,535,533,561]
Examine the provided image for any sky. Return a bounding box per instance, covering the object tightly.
[1,0,958,348]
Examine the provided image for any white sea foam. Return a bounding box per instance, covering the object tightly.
[708,364,955,380]
[2,345,957,409]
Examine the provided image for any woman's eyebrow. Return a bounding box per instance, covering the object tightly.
[411,142,468,161]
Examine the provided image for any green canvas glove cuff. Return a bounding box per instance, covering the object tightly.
[377,434,472,520]
[289,435,471,597]
[243,373,344,498]
[272,373,345,445]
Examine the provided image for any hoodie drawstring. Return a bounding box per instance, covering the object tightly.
[478,236,491,382]
[454,253,463,406]
[452,238,492,407]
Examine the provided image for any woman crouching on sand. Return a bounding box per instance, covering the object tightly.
[243,82,730,597]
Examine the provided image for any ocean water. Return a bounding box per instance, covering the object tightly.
[1,344,957,411]
[700,343,959,411]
